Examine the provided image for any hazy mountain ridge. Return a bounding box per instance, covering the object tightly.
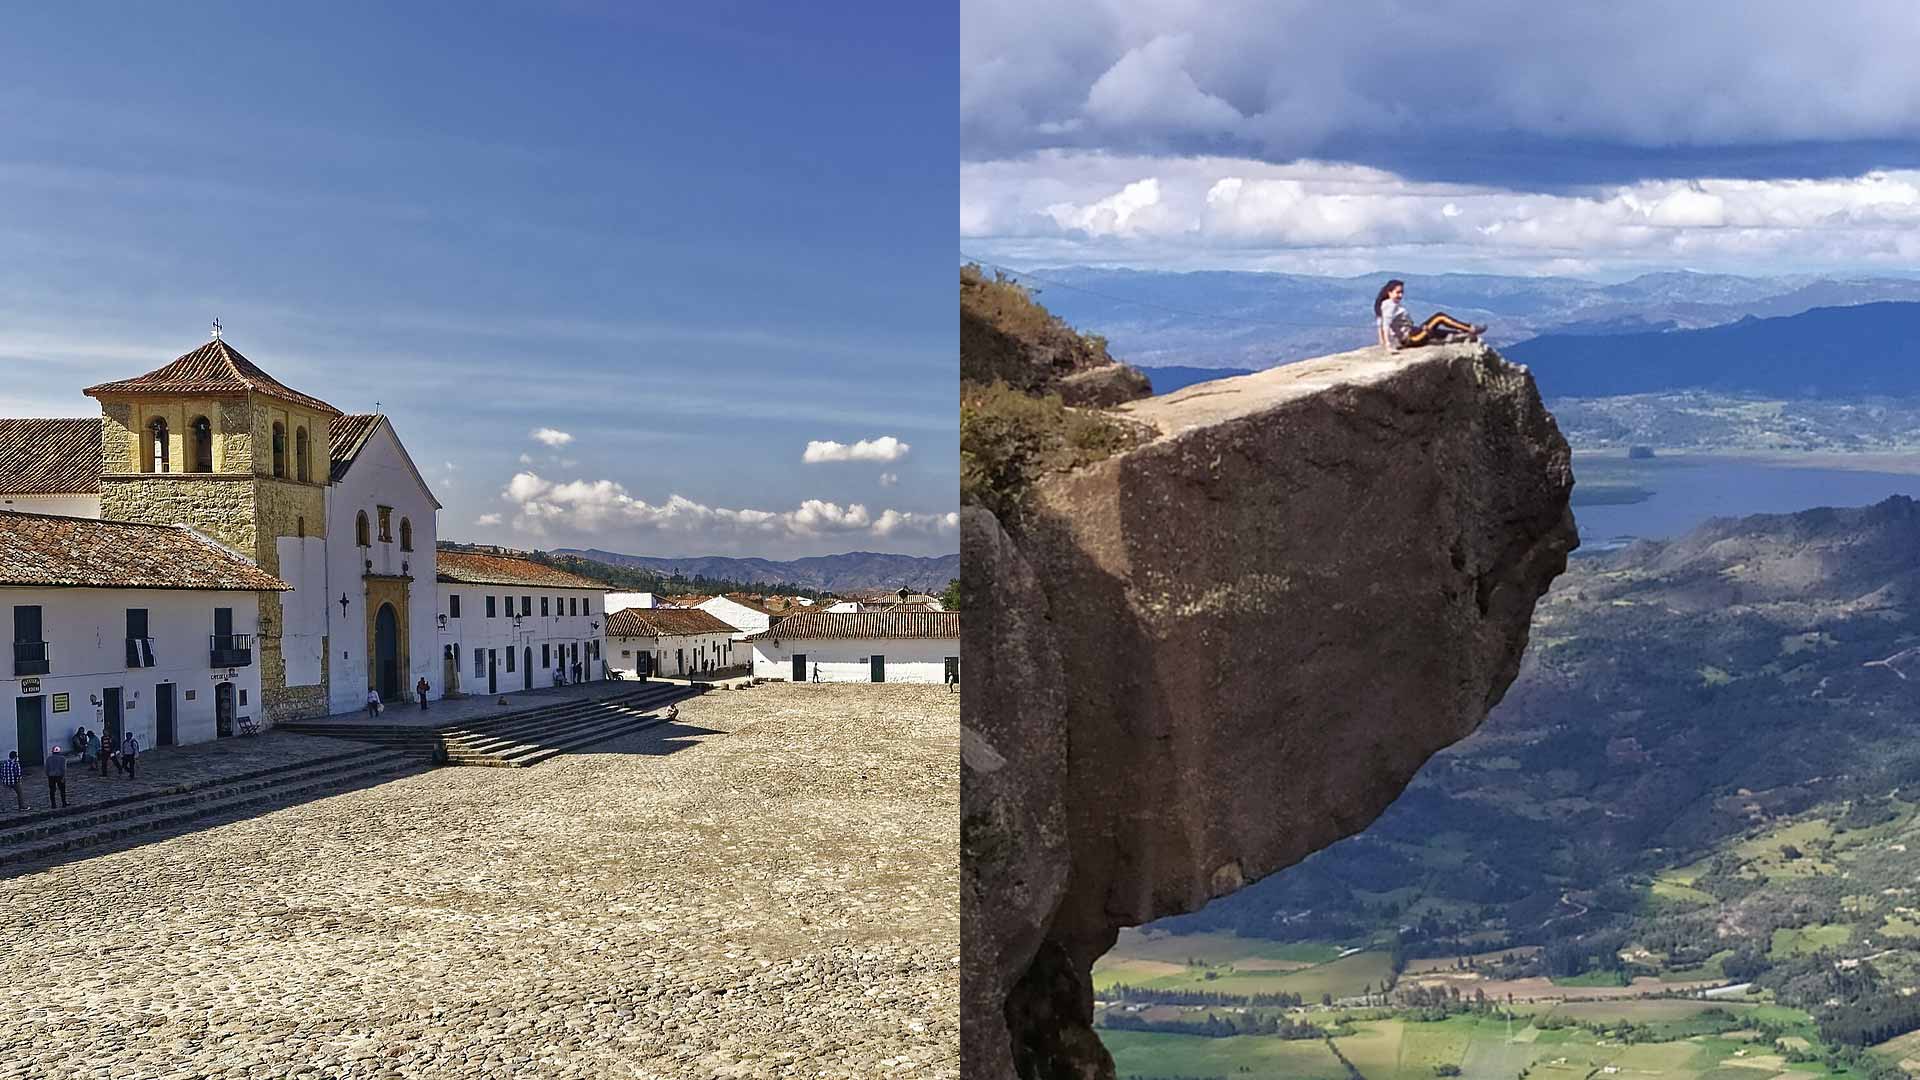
[1012,266,1920,369]
[553,548,960,592]
[1510,301,1920,398]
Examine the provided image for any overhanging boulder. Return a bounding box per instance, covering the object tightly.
[961,342,1577,1078]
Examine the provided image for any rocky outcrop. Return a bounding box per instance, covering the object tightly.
[1056,364,1152,408]
[960,342,1577,1079]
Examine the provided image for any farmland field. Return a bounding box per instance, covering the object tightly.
[1104,1005,1852,1080]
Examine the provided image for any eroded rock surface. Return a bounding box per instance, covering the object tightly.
[961,342,1576,1078]
[1056,364,1152,408]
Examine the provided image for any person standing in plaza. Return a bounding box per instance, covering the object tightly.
[119,731,139,779]
[366,687,382,719]
[1,750,24,811]
[416,676,430,711]
[95,729,111,776]
[45,745,68,808]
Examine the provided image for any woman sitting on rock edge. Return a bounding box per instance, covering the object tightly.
[1375,279,1485,350]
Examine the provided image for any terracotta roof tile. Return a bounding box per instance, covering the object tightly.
[0,418,103,494]
[743,611,959,641]
[0,512,288,590]
[606,607,738,638]
[715,593,778,616]
[84,339,341,416]
[436,551,607,590]
[328,413,382,482]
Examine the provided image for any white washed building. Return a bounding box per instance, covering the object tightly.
[746,611,959,684]
[606,607,741,678]
[322,414,443,714]
[435,551,610,696]
[695,594,781,639]
[0,513,286,764]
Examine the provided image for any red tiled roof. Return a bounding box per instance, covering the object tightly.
[606,607,738,639]
[0,512,288,590]
[665,594,715,607]
[0,418,103,494]
[436,550,607,590]
[715,593,778,616]
[328,413,382,482]
[743,610,959,641]
[84,339,341,416]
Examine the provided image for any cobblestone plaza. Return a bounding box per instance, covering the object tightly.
[0,684,959,1079]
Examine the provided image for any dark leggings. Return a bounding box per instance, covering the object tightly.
[1404,312,1476,346]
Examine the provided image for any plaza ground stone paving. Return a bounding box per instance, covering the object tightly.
[0,683,959,1079]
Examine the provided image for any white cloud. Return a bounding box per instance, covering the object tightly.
[442,460,458,472]
[518,453,534,464]
[878,472,899,487]
[476,512,503,526]
[500,471,956,541]
[531,428,574,447]
[963,152,1920,274]
[802,435,912,464]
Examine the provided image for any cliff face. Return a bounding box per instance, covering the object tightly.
[960,342,1578,1079]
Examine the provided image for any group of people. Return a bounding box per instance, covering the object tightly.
[1,728,141,812]
[364,677,436,719]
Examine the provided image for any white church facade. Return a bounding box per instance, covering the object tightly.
[0,334,607,729]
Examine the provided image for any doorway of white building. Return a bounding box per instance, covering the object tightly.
[156,683,176,746]
[15,696,44,767]
[523,647,532,691]
[870,655,885,683]
[374,603,401,702]
[103,687,123,748]
[215,682,235,737]
[792,654,807,682]
[487,650,498,695]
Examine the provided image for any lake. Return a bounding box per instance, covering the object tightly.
[1571,452,1920,550]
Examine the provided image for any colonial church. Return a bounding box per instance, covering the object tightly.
[0,332,607,730]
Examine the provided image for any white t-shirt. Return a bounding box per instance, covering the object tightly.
[1378,298,1412,346]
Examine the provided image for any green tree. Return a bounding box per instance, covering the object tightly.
[941,577,961,611]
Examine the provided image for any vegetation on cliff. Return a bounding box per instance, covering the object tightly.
[959,264,1149,521]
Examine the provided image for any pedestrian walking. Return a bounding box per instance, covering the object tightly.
[95,729,111,776]
[45,745,68,808]
[2,750,25,811]
[416,676,430,711]
[812,663,821,684]
[366,687,382,719]
[118,732,140,779]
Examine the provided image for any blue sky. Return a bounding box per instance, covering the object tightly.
[961,0,1920,277]
[0,2,957,557]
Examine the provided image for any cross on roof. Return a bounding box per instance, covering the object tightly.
[210,317,223,340]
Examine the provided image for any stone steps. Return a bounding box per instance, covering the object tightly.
[0,743,390,834]
[280,684,703,768]
[442,707,666,768]
[439,688,697,768]
[0,749,424,871]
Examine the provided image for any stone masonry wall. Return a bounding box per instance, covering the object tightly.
[100,475,258,553]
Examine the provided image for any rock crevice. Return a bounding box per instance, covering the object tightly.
[961,343,1578,1079]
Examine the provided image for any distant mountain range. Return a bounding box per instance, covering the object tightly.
[1507,301,1920,398]
[1010,266,1920,370]
[552,549,960,593]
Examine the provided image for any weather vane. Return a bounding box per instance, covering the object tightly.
[211,317,223,340]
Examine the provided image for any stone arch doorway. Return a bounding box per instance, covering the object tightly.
[374,603,400,702]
